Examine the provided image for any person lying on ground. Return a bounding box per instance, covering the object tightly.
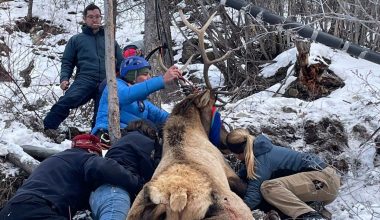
[0,134,142,220]
[89,119,162,220]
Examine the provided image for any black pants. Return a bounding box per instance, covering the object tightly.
[0,194,67,220]
[43,78,100,130]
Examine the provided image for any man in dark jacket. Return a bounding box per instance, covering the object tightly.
[90,119,161,220]
[43,3,124,137]
[0,134,142,220]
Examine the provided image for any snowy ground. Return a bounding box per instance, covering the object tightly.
[0,0,380,219]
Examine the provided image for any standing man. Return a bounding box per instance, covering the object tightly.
[43,4,124,138]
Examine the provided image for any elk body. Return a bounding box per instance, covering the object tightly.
[127,90,253,220]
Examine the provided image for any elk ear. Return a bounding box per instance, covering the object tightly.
[195,90,211,108]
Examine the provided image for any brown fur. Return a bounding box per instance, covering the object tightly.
[127,90,253,220]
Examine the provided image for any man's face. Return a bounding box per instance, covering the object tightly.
[84,9,102,31]
[135,72,151,83]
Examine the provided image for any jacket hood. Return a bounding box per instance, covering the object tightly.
[253,134,273,156]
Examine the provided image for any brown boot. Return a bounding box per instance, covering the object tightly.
[44,129,65,144]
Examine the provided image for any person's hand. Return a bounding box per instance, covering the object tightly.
[163,66,182,84]
[60,80,70,90]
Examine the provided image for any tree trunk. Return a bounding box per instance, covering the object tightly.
[112,0,117,34]
[295,39,311,90]
[104,0,121,142]
[26,0,33,21]
[20,145,61,161]
[144,0,176,104]
[144,0,161,105]
[7,152,39,175]
[144,0,173,70]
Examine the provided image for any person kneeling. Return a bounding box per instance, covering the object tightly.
[226,128,340,220]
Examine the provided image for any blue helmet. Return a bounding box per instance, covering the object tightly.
[120,56,151,79]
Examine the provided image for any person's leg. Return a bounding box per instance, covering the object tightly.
[43,79,98,130]
[91,83,105,130]
[0,194,67,220]
[260,167,340,218]
[89,184,131,220]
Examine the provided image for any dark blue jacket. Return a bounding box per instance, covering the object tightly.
[105,130,160,182]
[242,135,327,210]
[13,148,142,218]
[60,25,124,83]
[91,77,169,134]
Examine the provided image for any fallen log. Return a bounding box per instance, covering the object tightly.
[20,145,61,161]
[1,141,46,175]
[7,152,39,175]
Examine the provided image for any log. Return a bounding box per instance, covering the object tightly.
[20,145,61,161]
[7,152,39,175]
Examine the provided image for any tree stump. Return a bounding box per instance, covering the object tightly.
[284,39,345,100]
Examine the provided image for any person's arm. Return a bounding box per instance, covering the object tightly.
[145,101,169,125]
[60,37,76,83]
[243,163,271,210]
[244,178,264,210]
[118,77,165,103]
[83,156,143,195]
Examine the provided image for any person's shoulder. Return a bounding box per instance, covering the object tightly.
[68,32,84,43]
[254,134,274,155]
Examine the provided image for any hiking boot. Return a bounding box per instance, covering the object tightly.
[298,211,325,220]
[44,129,66,144]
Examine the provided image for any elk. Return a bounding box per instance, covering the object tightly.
[127,9,251,220]
[127,89,253,220]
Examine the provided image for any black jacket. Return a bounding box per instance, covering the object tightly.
[14,148,142,218]
[106,130,160,183]
[60,25,124,83]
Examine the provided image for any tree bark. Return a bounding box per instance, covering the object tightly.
[27,0,33,21]
[144,0,173,70]
[20,145,61,161]
[104,0,121,142]
[7,152,39,175]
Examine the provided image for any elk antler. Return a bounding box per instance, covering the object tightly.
[179,9,233,90]
[158,53,198,95]
[157,53,194,73]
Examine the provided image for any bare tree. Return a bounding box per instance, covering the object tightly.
[104,0,121,142]
[26,0,33,21]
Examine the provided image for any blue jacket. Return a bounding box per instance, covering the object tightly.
[106,130,160,183]
[13,148,142,218]
[242,135,327,210]
[92,76,169,134]
[60,25,124,83]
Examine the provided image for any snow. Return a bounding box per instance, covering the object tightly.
[1,0,380,219]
